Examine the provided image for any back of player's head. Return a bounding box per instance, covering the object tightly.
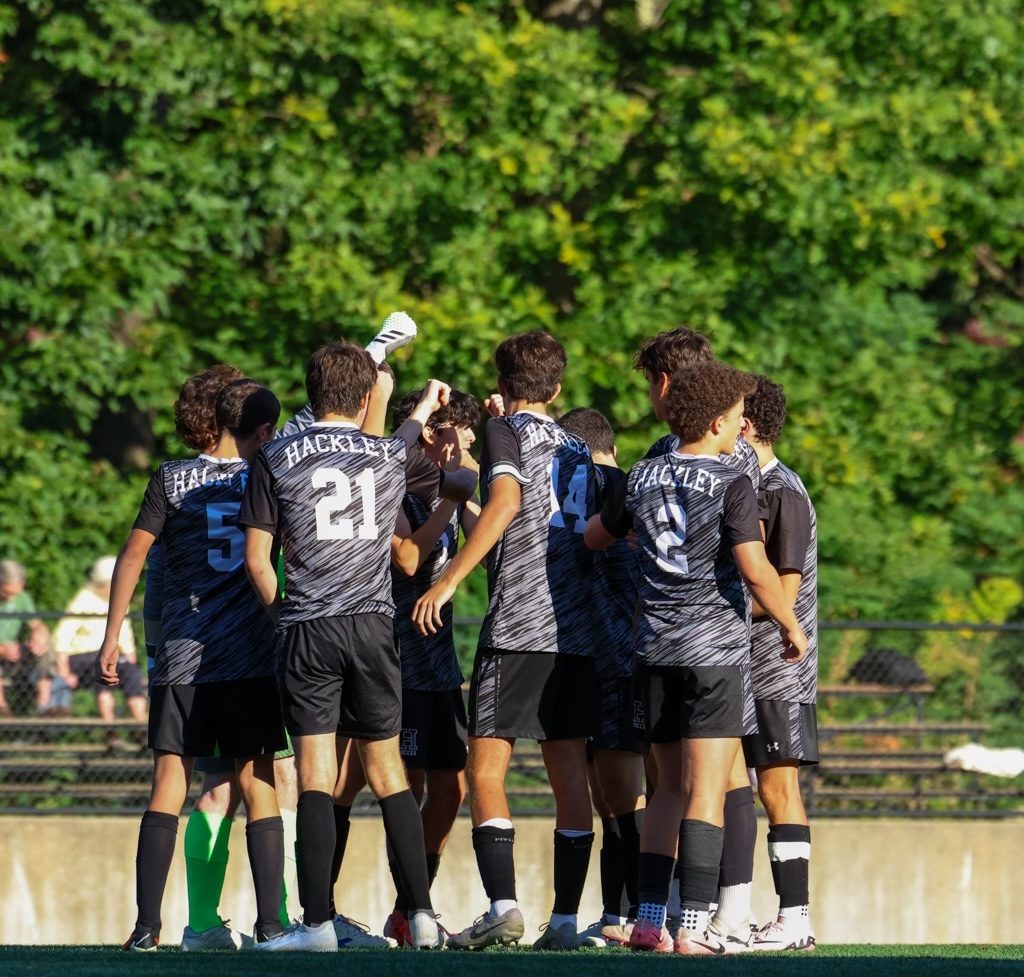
[306,342,378,419]
[494,331,566,403]
[744,374,787,445]
[667,362,756,443]
[557,407,615,456]
[174,364,245,452]
[392,387,482,432]
[216,379,282,439]
[634,328,714,378]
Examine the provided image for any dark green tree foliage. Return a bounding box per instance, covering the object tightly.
[1,0,1021,626]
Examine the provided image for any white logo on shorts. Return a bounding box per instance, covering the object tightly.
[400,728,419,757]
[632,700,646,730]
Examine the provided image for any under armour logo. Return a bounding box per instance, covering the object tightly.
[767,741,780,752]
[632,700,646,730]
[400,728,419,756]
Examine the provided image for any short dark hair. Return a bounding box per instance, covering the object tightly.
[744,374,787,445]
[667,362,756,444]
[306,343,378,418]
[392,387,482,432]
[558,407,615,455]
[634,328,714,378]
[494,331,566,403]
[174,364,244,451]
[215,380,281,439]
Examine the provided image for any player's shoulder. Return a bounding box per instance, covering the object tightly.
[774,459,810,495]
[644,433,678,459]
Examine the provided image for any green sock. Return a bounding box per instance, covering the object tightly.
[184,811,232,932]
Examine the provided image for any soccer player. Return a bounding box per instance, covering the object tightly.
[584,362,807,956]
[733,375,819,952]
[557,408,646,948]
[414,331,599,952]
[96,380,289,951]
[240,343,476,952]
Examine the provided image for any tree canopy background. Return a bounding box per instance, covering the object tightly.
[1,0,1022,641]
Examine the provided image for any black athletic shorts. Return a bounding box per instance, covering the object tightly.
[637,663,749,742]
[399,688,468,771]
[278,613,401,740]
[149,676,286,758]
[469,649,597,742]
[742,699,820,767]
[591,675,646,754]
[72,652,145,698]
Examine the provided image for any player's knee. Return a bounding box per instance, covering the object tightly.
[757,767,801,813]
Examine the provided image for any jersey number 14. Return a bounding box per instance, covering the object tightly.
[548,458,588,533]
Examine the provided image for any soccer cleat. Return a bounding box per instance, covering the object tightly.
[333,913,397,949]
[749,919,817,952]
[383,909,412,947]
[600,919,635,946]
[532,921,580,950]
[706,915,753,954]
[446,908,525,950]
[627,920,673,953]
[675,921,738,956]
[665,914,682,940]
[122,927,159,952]
[252,919,337,952]
[365,311,418,365]
[577,920,609,947]
[181,921,247,951]
[409,911,445,949]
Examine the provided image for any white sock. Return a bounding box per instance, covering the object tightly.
[681,907,709,934]
[480,817,513,830]
[637,902,667,929]
[549,912,576,931]
[491,899,517,916]
[603,912,628,926]
[778,905,810,925]
[715,883,752,929]
[555,829,591,838]
[666,877,682,917]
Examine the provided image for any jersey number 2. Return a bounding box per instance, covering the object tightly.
[313,468,379,541]
[549,458,588,533]
[655,501,689,574]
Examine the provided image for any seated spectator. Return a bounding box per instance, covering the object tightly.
[53,557,147,722]
[26,621,72,716]
[0,559,39,716]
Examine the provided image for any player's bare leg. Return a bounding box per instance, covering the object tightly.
[273,754,300,925]
[422,768,466,854]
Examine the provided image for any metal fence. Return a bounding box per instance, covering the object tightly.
[1,613,1022,817]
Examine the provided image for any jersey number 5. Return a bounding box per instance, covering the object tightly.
[549,458,588,533]
[655,501,689,574]
[313,468,380,541]
[206,502,244,572]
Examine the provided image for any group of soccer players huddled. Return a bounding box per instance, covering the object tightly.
[95,318,818,955]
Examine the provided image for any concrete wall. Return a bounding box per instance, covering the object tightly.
[1,816,1021,945]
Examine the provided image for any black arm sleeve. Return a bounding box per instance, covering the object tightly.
[599,472,634,538]
[238,449,278,534]
[764,487,812,573]
[481,418,526,485]
[132,469,169,538]
[722,476,763,548]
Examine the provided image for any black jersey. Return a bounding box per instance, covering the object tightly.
[477,412,597,657]
[602,452,762,668]
[750,459,818,702]
[239,422,441,628]
[592,465,640,679]
[645,433,761,488]
[392,494,464,692]
[134,456,275,686]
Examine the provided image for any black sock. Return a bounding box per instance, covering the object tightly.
[679,820,724,911]
[768,823,811,908]
[637,851,675,905]
[599,817,625,917]
[472,825,517,903]
[246,816,284,937]
[328,805,351,915]
[380,791,433,914]
[720,787,756,887]
[553,830,594,915]
[616,809,644,917]
[673,820,685,882]
[426,852,441,889]
[387,836,412,913]
[135,811,178,934]
[296,791,335,925]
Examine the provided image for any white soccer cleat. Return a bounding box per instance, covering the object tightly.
[366,311,418,364]
[577,920,608,947]
[748,918,816,952]
[332,913,397,949]
[706,915,753,954]
[252,919,337,952]
[181,921,247,951]
[409,910,445,949]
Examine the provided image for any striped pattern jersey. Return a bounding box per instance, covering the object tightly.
[133,456,275,686]
[239,423,440,628]
[750,458,818,702]
[477,412,597,657]
[645,432,762,487]
[392,493,465,692]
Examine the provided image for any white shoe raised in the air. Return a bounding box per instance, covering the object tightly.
[366,311,417,364]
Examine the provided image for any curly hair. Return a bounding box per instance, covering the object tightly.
[667,362,757,444]
[743,374,787,445]
[634,327,714,377]
[558,407,615,456]
[392,387,482,432]
[174,364,244,452]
